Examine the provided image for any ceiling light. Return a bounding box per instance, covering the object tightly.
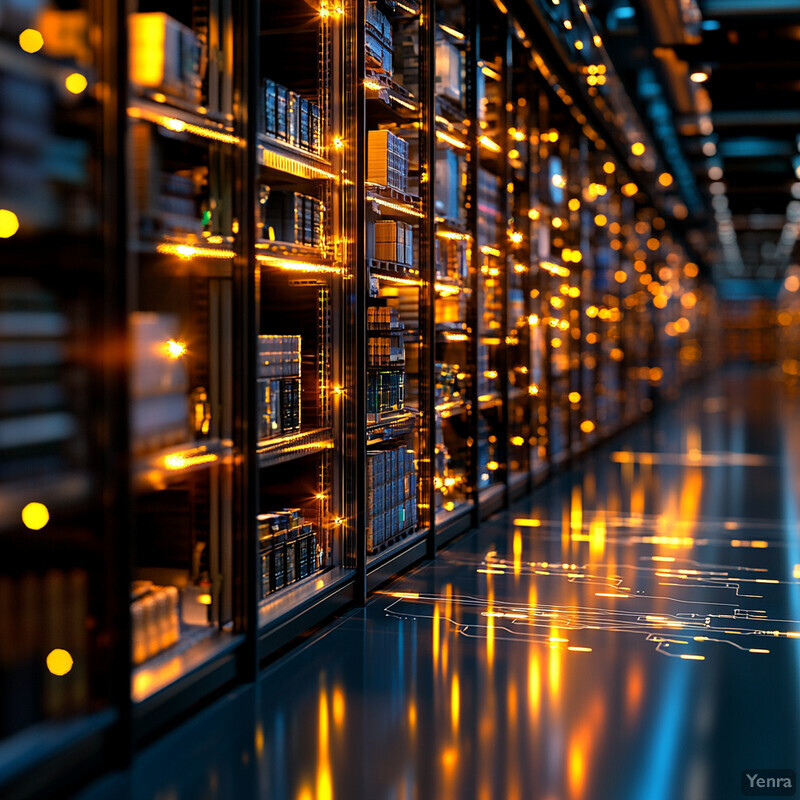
[690,71,709,83]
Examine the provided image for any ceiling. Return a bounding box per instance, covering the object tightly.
[597,0,800,282]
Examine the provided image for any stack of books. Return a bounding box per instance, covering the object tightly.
[256,335,302,440]
[367,446,417,551]
[374,220,413,265]
[368,130,409,192]
[260,79,322,155]
[260,187,323,247]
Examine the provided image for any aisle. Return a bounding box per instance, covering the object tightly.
[83,367,800,800]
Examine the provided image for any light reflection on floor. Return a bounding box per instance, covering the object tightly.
[79,367,800,800]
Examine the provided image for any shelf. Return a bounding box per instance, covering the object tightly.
[366,186,425,220]
[437,326,471,344]
[435,95,468,124]
[134,439,234,492]
[478,394,503,411]
[258,567,352,630]
[128,96,239,145]
[367,408,419,444]
[369,259,420,285]
[256,242,341,275]
[132,627,237,704]
[132,237,236,276]
[367,363,405,370]
[257,428,334,468]
[257,134,336,181]
[435,499,472,530]
[367,525,426,563]
[435,399,468,419]
[434,277,467,297]
[365,72,419,120]
[388,0,421,17]
[435,217,471,238]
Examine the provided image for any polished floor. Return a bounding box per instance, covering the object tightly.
[82,366,800,800]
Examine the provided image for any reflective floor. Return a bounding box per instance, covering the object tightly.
[81,366,800,800]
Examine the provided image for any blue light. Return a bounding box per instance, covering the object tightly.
[701,19,721,30]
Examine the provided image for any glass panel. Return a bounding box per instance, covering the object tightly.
[127,0,238,700]
[433,0,473,526]
[475,3,507,494]
[364,0,428,560]
[255,0,354,624]
[0,0,118,743]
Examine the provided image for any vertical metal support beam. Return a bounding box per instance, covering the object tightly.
[353,0,368,605]
[498,11,512,506]
[234,0,259,679]
[420,0,437,559]
[104,0,133,767]
[464,0,481,526]
[560,127,572,463]
[522,55,536,485]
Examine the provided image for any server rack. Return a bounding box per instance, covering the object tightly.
[0,0,716,794]
[0,0,127,793]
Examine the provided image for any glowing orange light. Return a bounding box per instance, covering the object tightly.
[165,340,187,359]
[46,649,73,676]
[19,29,44,53]
[65,73,88,94]
[22,502,49,530]
[0,209,20,238]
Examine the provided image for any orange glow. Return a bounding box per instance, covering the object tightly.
[157,243,236,259]
[479,135,502,153]
[46,649,73,676]
[436,130,468,150]
[165,339,187,358]
[65,73,88,94]
[19,29,44,53]
[451,673,460,730]
[317,689,332,800]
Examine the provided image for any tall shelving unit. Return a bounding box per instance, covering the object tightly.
[125,0,244,717]
[0,0,719,794]
[433,0,475,540]
[0,0,127,792]
[251,0,357,645]
[361,0,436,585]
